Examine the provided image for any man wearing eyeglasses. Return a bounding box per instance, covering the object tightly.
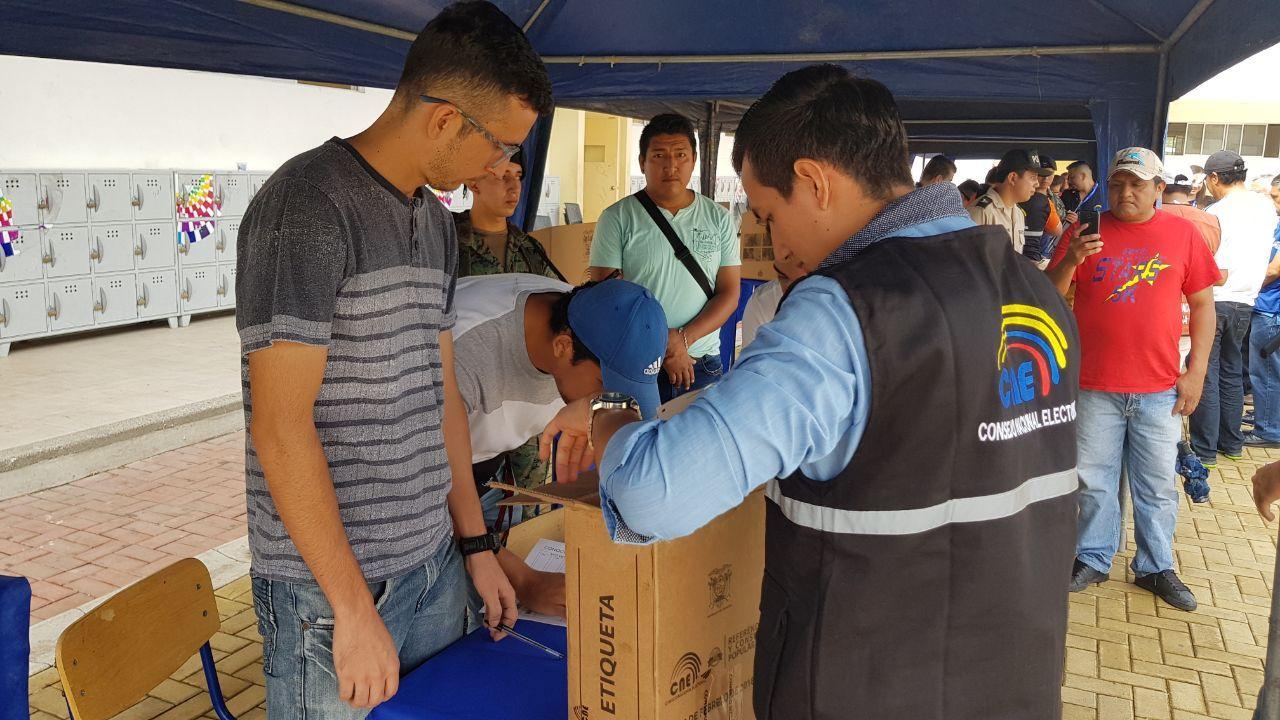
[235,3,553,718]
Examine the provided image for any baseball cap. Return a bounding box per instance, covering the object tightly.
[1039,154,1057,172]
[568,279,669,420]
[1108,147,1164,182]
[1203,150,1246,175]
[1163,173,1193,193]
[994,149,1056,179]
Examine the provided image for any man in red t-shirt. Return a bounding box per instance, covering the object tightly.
[1047,147,1218,612]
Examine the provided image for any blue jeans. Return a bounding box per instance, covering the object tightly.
[252,539,468,720]
[1250,312,1280,441]
[1191,301,1252,460]
[1076,389,1182,576]
[658,353,723,403]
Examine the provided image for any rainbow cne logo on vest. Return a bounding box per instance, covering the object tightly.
[997,304,1069,409]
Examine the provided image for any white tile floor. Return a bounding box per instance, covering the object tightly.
[0,313,240,453]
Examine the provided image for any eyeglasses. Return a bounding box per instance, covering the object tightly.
[420,94,521,170]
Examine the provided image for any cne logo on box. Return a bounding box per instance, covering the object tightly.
[668,647,722,702]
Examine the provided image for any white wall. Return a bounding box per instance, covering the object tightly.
[0,56,393,171]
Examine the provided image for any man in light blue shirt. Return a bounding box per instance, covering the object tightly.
[541,64,1079,719]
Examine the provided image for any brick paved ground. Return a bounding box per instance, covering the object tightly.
[0,432,245,621]
[19,441,1280,719]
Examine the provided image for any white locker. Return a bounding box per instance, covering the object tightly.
[217,264,237,307]
[42,226,93,278]
[180,266,219,312]
[215,173,251,217]
[131,172,174,221]
[90,223,136,274]
[540,176,561,206]
[85,173,134,223]
[215,217,240,263]
[249,172,272,201]
[46,278,94,332]
[39,173,88,225]
[0,283,47,338]
[0,173,41,227]
[136,269,178,319]
[178,223,217,265]
[135,222,176,270]
[92,274,138,324]
[0,228,44,283]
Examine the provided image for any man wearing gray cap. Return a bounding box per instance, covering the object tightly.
[1190,150,1280,464]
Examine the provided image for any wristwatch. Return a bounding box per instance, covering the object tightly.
[458,532,501,557]
[589,392,642,450]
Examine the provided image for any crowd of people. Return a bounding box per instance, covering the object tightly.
[232,1,1280,717]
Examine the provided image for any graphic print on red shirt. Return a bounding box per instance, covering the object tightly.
[1068,210,1219,393]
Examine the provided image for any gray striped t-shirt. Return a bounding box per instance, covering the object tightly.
[236,138,457,584]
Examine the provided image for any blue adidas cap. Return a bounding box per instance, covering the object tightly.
[568,279,669,420]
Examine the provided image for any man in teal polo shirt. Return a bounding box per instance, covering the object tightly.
[589,113,741,401]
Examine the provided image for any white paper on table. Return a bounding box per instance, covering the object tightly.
[518,538,567,627]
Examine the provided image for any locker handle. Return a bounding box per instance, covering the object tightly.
[86,185,100,211]
[137,284,149,308]
[94,288,106,314]
[217,277,227,296]
[131,185,143,208]
[181,279,191,301]
[36,189,49,211]
[216,229,225,252]
[0,299,8,327]
[0,251,5,273]
[47,294,60,320]
[135,234,146,258]
[42,244,55,267]
[179,237,189,255]
[90,238,103,263]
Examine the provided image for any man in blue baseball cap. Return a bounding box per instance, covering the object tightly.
[449,273,667,618]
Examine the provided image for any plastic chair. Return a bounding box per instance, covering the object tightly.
[55,559,236,720]
[0,575,31,720]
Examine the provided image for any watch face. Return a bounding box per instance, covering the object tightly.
[599,391,633,404]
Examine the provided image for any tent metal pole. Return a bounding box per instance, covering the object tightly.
[523,0,553,33]
[238,0,416,40]
[1152,51,1170,153]
[1163,0,1218,50]
[904,118,1095,125]
[700,102,717,198]
[541,43,1159,65]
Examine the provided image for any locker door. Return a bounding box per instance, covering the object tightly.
[178,221,217,265]
[214,173,250,217]
[215,217,240,263]
[131,172,174,221]
[218,264,237,307]
[249,172,272,201]
[92,274,138,324]
[0,173,41,227]
[135,222,176,270]
[89,223,136,274]
[85,173,134,223]
[39,173,88,225]
[0,228,44,283]
[0,283,48,339]
[46,278,94,331]
[180,266,219,312]
[42,226,93,278]
[136,270,179,319]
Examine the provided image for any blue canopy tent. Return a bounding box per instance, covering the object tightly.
[3,0,1279,227]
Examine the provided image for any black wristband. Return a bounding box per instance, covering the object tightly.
[458,532,501,556]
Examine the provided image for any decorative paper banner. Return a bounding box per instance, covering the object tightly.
[176,174,220,220]
[178,219,215,245]
[0,193,17,256]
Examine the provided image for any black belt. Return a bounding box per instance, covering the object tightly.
[472,455,505,494]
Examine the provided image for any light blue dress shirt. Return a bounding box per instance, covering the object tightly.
[598,216,975,542]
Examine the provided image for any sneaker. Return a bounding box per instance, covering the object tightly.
[1069,559,1109,592]
[1243,411,1256,426]
[1221,451,1244,461]
[1135,570,1197,611]
[1243,433,1280,449]
[1200,458,1218,469]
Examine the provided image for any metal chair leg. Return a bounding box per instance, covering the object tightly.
[199,642,237,720]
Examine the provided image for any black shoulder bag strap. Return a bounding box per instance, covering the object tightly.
[633,190,714,300]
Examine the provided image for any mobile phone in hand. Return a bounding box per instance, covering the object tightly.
[1078,207,1101,236]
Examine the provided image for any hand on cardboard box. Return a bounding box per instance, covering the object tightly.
[519,569,567,618]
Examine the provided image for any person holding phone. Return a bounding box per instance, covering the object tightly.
[1047,148,1219,612]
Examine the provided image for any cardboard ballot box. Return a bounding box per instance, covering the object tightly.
[737,213,777,282]
[530,223,596,285]
[494,481,765,720]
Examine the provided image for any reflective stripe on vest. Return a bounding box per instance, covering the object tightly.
[765,467,1077,536]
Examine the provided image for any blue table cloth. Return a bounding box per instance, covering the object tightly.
[371,621,567,720]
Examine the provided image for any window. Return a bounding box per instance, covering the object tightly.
[1266,125,1280,159]
[1166,123,1187,155]
[1226,124,1244,153]
[1242,125,1267,157]
[1202,124,1226,153]
[1186,124,1204,155]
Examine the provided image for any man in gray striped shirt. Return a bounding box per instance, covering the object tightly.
[236,3,553,718]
